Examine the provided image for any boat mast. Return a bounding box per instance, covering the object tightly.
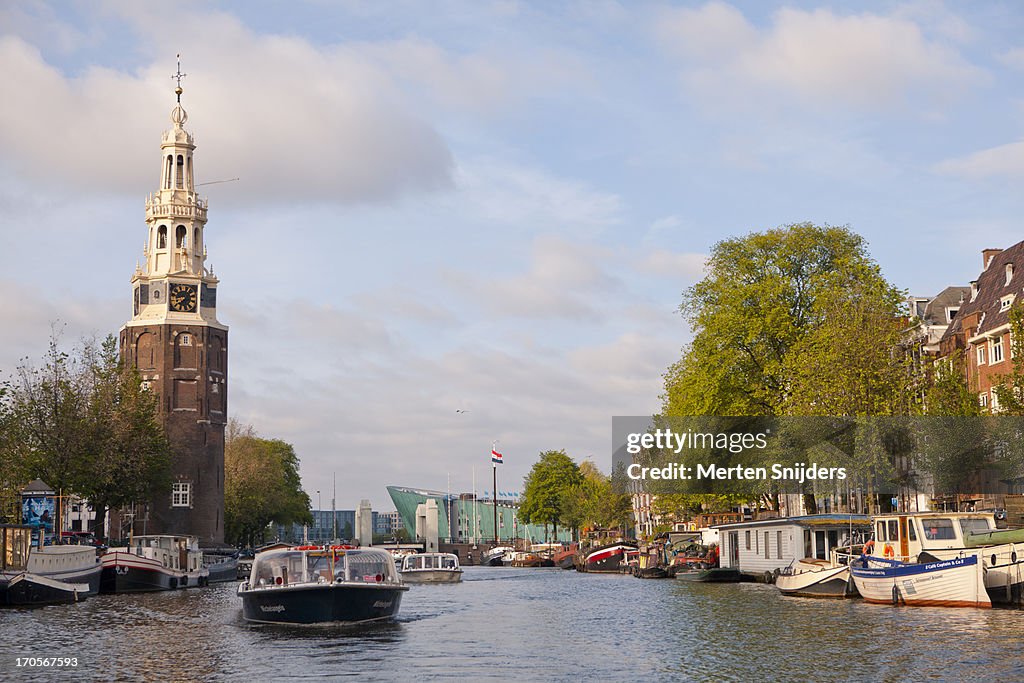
[492,440,498,544]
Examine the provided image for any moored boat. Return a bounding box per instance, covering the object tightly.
[675,567,743,583]
[863,511,1024,606]
[580,542,637,573]
[482,546,514,567]
[203,552,241,583]
[775,558,856,599]
[238,546,408,625]
[100,535,209,593]
[1,526,91,606]
[29,544,103,597]
[851,554,989,608]
[399,553,463,583]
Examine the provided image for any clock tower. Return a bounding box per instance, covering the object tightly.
[119,62,227,545]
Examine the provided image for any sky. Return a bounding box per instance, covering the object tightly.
[2,1,1023,511]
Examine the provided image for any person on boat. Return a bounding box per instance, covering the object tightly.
[706,543,720,567]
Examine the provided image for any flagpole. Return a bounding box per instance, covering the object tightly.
[492,440,498,544]
[472,466,478,544]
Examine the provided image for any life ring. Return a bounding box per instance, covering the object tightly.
[883,543,895,560]
[863,540,875,554]
[294,545,321,551]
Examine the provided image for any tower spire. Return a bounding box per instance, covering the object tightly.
[172,53,187,103]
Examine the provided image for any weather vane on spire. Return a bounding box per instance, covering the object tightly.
[172,53,187,102]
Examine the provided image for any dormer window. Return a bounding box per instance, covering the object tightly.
[1001,295,1014,312]
[970,281,979,303]
[946,307,958,323]
[1007,263,1015,286]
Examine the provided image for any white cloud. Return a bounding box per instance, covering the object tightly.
[655,3,987,112]
[933,141,1024,179]
[998,47,1024,71]
[0,18,453,203]
[638,250,707,280]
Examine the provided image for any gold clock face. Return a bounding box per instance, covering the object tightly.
[169,283,198,312]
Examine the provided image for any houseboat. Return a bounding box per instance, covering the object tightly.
[716,514,870,583]
[28,544,103,596]
[100,535,209,593]
[399,552,463,583]
[856,511,1024,607]
[238,546,408,624]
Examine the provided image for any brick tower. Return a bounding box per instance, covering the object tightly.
[119,61,227,546]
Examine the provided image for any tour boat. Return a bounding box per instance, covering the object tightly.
[100,535,209,593]
[28,544,103,596]
[775,558,856,599]
[859,511,1024,606]
[1,526,91,606]
[238,545,408,625]
[580,542,638,573]
[399,552,463,583]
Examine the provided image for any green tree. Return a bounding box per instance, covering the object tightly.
[1,333,172,534]
[224,419,312,547]
[77,336,172,537]
[663,223,898,417]
[994,304,1024,415]
[518,450,582,540]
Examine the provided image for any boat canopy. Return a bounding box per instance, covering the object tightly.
[401,553,460,571]
[250,547,399,587]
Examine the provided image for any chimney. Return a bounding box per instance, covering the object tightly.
[983,248,1003,269]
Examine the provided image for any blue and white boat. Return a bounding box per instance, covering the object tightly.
[851,554,989,608]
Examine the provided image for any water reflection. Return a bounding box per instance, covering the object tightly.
[2,568,1024,681]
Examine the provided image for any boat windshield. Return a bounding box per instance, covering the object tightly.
[250,548,399,586]
[959,517,994,536]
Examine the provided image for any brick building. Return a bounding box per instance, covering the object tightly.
[940,242,1024,411]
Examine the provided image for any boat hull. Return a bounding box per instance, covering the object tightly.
[851,555,990,608]
[204,555,241,584]
[675,567,742,583]
[582,544,636,573]
[100,552,209,593]
[776,564,855,598]
[399,569,463,583]
[240,582,408,625]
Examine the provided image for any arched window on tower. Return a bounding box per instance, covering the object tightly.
[176,155,184,189]
[157,226,167,249]
[176,225,188,249]
[187,156,193,190]
[164,155,173,189]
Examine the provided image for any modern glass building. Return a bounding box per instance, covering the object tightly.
[387,485,572,543]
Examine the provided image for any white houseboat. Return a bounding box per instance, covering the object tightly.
[716,514,870,583]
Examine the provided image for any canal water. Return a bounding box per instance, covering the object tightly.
[3,567,1023,681]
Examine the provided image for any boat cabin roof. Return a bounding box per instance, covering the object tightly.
[714,514,870,531]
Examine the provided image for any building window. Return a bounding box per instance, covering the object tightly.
[992,389,1001,411]
[180,333,192,346]
[947,307,958,322]
[777,530,783,559]
[157,225,167,249]
[992,336,1005,364]
[977,345,986,365]
[172,482,191,508]
[745,530,750,550]
[1001,295,1014,312]
[764,531,770,559]
[980,393,989,408]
